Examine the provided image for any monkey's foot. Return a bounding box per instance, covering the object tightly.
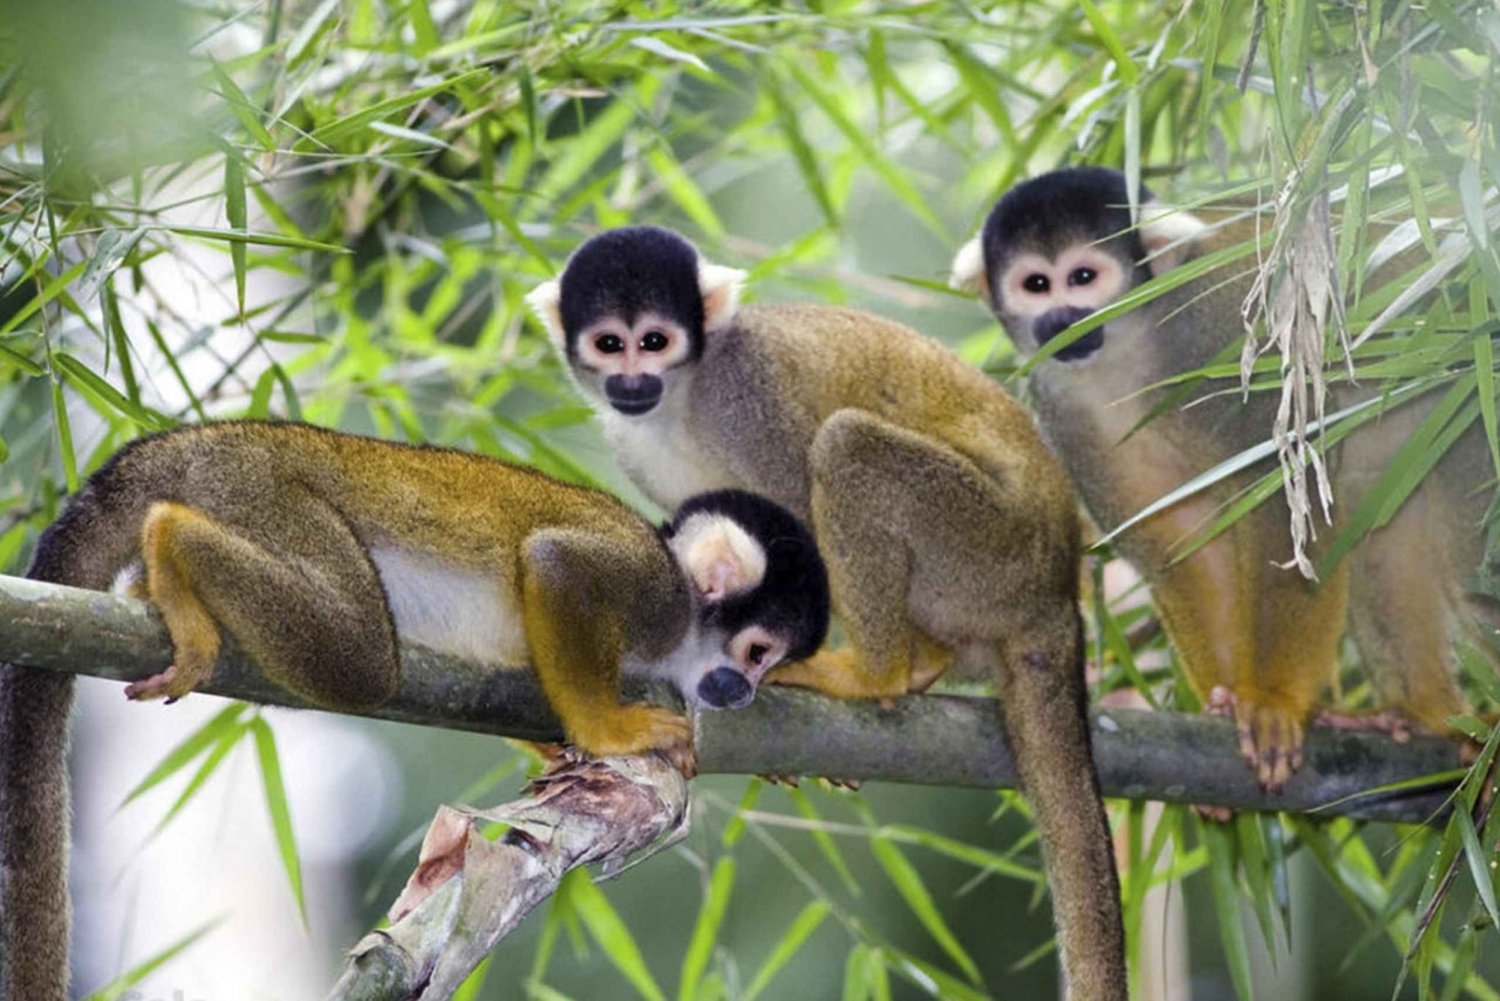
[124,662,209,704]
[758,773,861,790]
[1205,687,1308,791]
[1236,703,1305,793]
[1314,707,1415,744]
[767,648,907,701]
[574,705,697,779]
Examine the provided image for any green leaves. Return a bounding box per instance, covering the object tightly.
[249,716,307,924]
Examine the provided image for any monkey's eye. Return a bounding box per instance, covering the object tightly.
[640,330,669,352]
[748,643,770,665]
[594,333,625,354]
[1022,273,1050,293]
[1069,267,1097,287]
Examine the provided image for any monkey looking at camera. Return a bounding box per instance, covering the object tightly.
[951,165,1497,790]
[0,420,829,1001]
[529,227,1126,1001]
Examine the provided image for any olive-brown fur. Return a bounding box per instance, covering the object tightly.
[1,421,695,1001]
[543,242,1126,1001]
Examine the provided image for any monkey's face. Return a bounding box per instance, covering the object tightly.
[525,226,747,421]
[994,244,1128,362]
[664,491,830,711]
[572,310,695,416]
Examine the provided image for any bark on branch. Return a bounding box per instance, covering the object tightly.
[0,572,1463,821]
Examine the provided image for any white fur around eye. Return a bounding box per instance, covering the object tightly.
[1001,252,1058,303]
[669,512,766,602]
[1054,248,1127,309]
[632,317,692,367]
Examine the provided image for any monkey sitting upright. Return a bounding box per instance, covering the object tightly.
[950,165,1497,790]
[529,228,1126,1001]
[0,420,829,1001]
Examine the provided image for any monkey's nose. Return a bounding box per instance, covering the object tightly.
[697,666,754,709]
[1035,307,1103,360]
[604,374,663,415]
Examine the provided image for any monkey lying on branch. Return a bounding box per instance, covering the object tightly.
[0,421,828,1001]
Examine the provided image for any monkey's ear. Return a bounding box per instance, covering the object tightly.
[1139,203,1209,277]
[699,262,746,333]
[670,513,767,603]
[524,279,566,350]
[949,234,991,303]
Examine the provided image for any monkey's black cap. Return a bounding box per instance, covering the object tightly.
[559,226,706,351]
[982,166,1153,268]
[666,489,831,661]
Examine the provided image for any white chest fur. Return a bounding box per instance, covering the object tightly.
[368,546,528,667]
[600,400,734,509]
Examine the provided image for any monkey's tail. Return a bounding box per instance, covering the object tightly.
[3,486,138,1001]
[994,612,1126,1001]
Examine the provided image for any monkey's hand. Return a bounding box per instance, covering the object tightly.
[1209,686,1305,792]
[572,705,697,779]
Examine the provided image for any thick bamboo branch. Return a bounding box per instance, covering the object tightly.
[0,573,1464,821]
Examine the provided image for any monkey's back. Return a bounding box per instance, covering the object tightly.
[61,422,667,578]
[707,303,1076,519]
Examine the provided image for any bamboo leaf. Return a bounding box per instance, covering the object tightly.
[81,920,224,1001]
[678,858,735,1001]
[630,36,710,73]
[1202,821,1254,1001]
[741,900,831,1001]
[564,869,666,1001]
[248,716,306,925]
[118,702,249,809]
[224,153,248,318]
[870,835,981,984]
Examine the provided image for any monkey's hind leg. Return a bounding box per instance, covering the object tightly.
[793,410,944,700]
[1348,513,1473,737]
[130,498,399,710]
[1229,558,1350,791]
[520,530,695,774]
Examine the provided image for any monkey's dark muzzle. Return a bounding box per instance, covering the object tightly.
[604,374,664,415]
[1035,307,1103,361]
[697,666,755,709]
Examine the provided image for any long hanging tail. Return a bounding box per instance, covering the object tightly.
[993,612,1126,1001]
[3,480,139,1001]
[0,663,74,1001]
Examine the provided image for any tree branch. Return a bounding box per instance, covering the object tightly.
[0,573,1463,822]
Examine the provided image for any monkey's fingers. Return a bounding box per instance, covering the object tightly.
[758,773,802,787]
[1205,685,1237,718]
[1314,707,1415,744]
[662,741,698,781]
[1194,804,1236,824]
[1234,702,1306,792]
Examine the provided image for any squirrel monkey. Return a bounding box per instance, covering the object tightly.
[0,421,829,1001]
[951,165,1497,789]
[529,228,1126,1001]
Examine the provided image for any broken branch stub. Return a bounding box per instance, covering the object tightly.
[327,753,689,1001]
